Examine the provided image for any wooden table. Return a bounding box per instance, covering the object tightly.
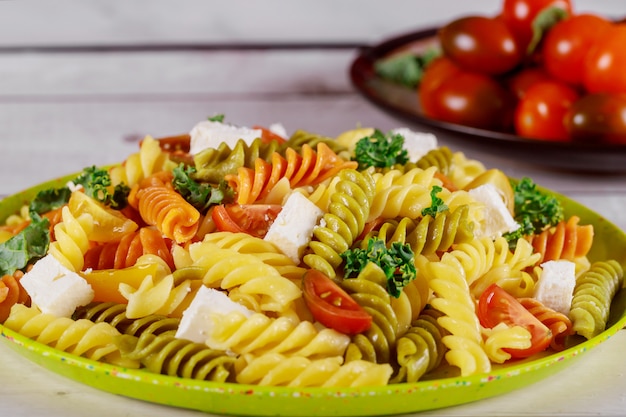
[1,1,625,416]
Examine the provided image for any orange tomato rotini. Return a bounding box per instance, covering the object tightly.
[527,215,594,263]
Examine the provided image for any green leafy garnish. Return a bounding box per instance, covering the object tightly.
[527,6,569,55]
[208,114,225,123]
[353,129,409,170]
[421,185,449,217]
[72,166,130,209]
[504,177,564,247]
[172,164,233,213]
[29,187,71,215]
[0,212,50,276]
[342,238,417,298]
[375,49,441,88]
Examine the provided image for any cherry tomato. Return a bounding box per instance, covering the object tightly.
[439,16,522,75]
[302,269,372,335]
[478,284,552,359]
[583,24,626,94]
[506,66,553,99]
[514,80,579,141]
[541,14,612,86]
[428,70,515,131]
[252,125,288,144]
[501,0,573,52]
[565,93,626,145]
[212,204,282,238]
[419,56,462,117]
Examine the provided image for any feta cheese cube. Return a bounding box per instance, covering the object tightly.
[390,127,438,161]
[19,254,94,317]
[268,122,288,139]
[189,120,262,155]
[469,183,520,239]
[534,260,577,316]
[264,192,324,264]
[175,286,253,343]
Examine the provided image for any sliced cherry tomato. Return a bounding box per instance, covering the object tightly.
[541,14,612,86]
[439,15,522,75]
[514,80,579,141]
[302,269,372,335]
[565,93,626,145]
[428,70,516,131]
[501,0,573,52]
[252,125,288,144]
[212,204,282,238]
[478,284,552,359]
[583,24,626,94]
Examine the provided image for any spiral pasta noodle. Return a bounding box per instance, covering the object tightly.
[48,205,94,272]
[129,174,200,244]
[234,352,393,387]
[109,135,175,188]
[569,260,624,339]
[206,310,350,358]
[5,304,136,367]
[527,216,594,264]
[0,270,30,322]
[518,297,573,351]
[117,332,235,382]
[226,143,357,205]
[284,129,351,161]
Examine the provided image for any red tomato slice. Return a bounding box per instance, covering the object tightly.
[252,125,288,144]
[478,284,552,359]
[212,204,282,238]
[302,269,372,335]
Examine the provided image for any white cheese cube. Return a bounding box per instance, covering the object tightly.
[469,183,520,239]
[189,120,262,155]
[19,254,94,318]
[268,122,288,139]
[264,192,324,264]
[175,286,253,343]
[390,127,438,161]
[534,260,577,316]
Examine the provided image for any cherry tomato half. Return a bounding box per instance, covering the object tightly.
[565,93,626,145]
[439,16,522,75]
[302,269,372,335]
[478,284,552,359]
[501,0,573,52]
[583,24,626,95]
[541,14,612,86]
[212,204,282,238]
[428,70,516,131]
[514,80,579,141]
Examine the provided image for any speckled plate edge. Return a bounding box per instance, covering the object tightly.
[1,172,626,417]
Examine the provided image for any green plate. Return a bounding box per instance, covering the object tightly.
[1,173,626,417]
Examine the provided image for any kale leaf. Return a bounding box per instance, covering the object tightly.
[342,237,417,298]
[172,164,233,213]
[0,212,50,276]
[421,185,449,217]
[353,129,409,170]
[504,177,564,247]
[72,166,129,209]
[375,49,441,88]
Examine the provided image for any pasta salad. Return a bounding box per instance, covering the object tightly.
[0,117,623,387]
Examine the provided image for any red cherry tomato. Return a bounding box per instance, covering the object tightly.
[501,0,573,52]
[439,16,522,75]
[506,66,553,99]
[583,24,626,94]
[541,14,613,86]
[566,93,626,145]
[419,56,462,117]
[478,284,552,359]
[514,80,579,141]
[302,269,372,335]
[212,204,282,238]
[428,70,515,131]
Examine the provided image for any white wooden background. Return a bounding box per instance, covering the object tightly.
[1,1,626,416]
